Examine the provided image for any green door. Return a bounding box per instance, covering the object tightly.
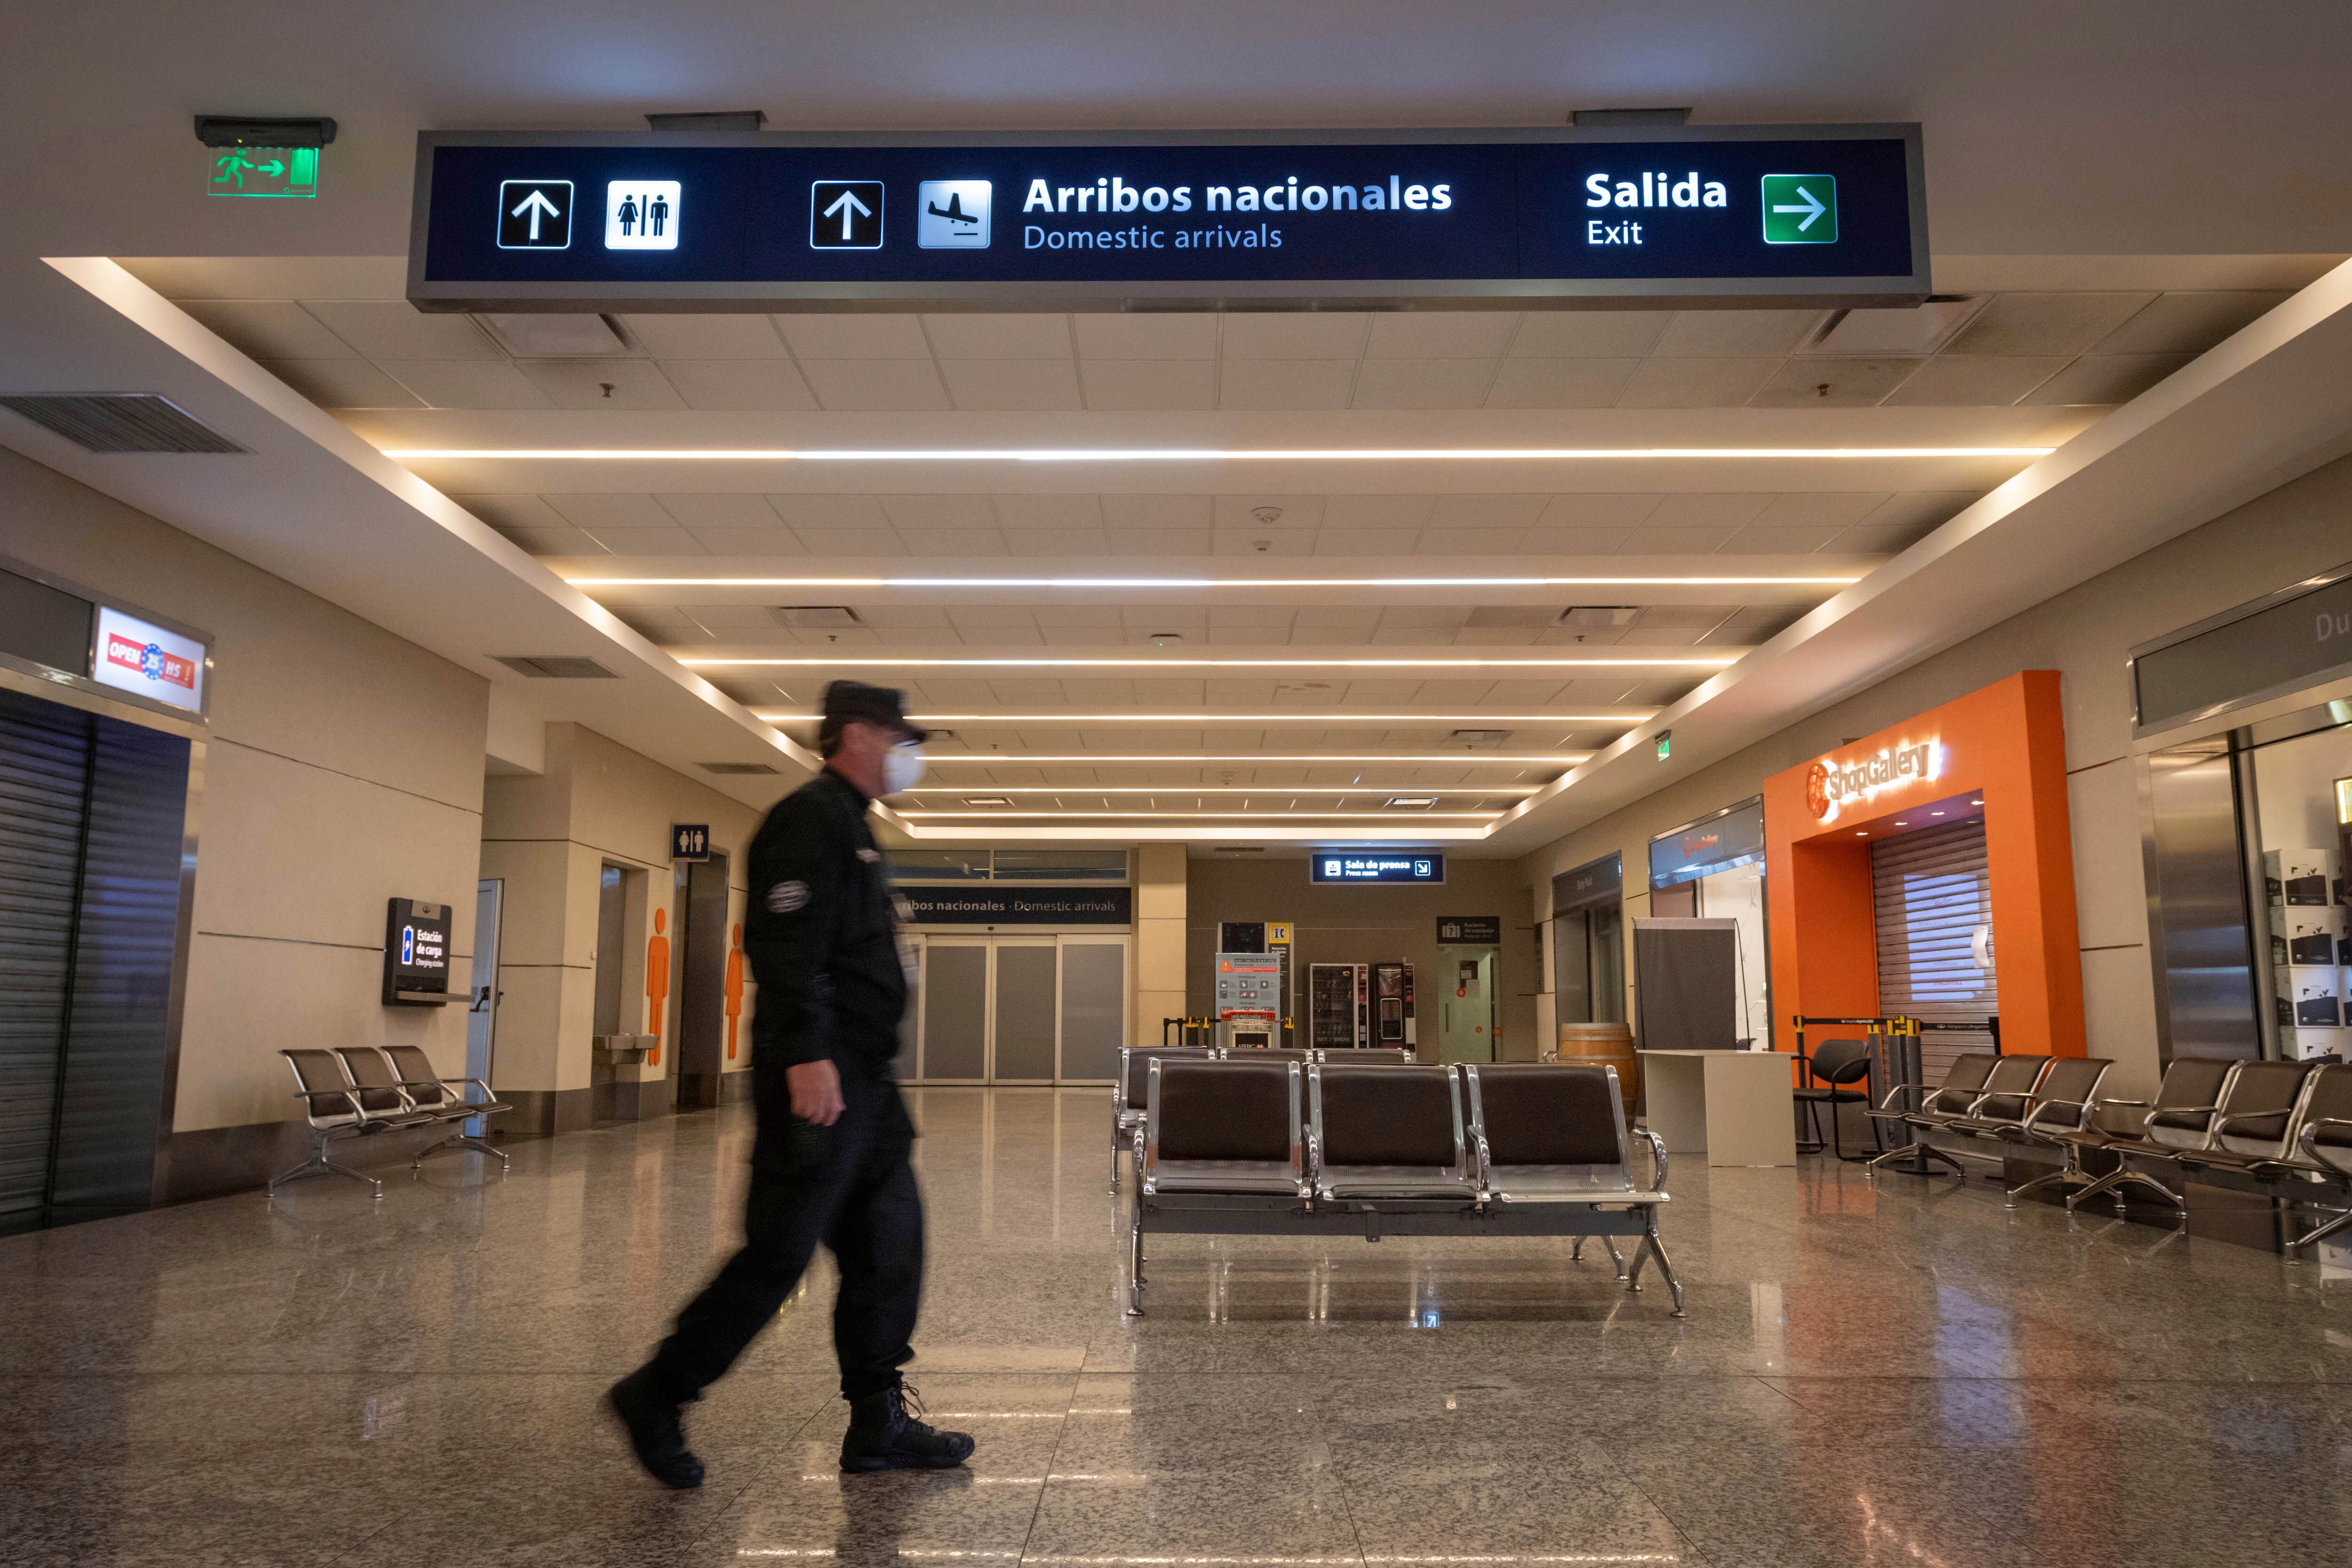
[1437,949,1496,1064]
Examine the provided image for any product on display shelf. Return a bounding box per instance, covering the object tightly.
[2274,964,2343,1028]
[2271,906,2346,968]
[2281,1026,2348,1062]
[2264,848,2336,907]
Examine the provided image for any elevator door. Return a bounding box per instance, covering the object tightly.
[910,936,1127,1082]
[1873,818,1999,1082]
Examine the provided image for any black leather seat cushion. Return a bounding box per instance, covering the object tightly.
[1478,1065,1621,1166]
[1156,1061,1293,1163]
[1319,1066,1457,1167]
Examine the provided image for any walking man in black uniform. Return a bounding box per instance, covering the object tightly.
[609,681,974,1488]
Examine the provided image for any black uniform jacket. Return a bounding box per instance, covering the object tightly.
[745,769,908,1097]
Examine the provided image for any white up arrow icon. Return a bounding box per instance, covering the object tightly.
[510,188,563,241]
[823,187,873,241]
[1770,183,1827,232]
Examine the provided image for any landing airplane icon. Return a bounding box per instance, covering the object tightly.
[926,191,979,226]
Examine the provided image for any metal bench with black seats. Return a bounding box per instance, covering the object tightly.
[1110,1045,1213,1193]
[2139,1060,2327,1236]
[2050,1055,2241,1213]
[269,1048,438,1197]
[1867,1051,1998,1174]
[382,1043,513,1170]
[2287,1065,2352,1251]
[1126,1057,1680,1317]
[1899,1054,2112,1203]
[1895,1053,2051,1169]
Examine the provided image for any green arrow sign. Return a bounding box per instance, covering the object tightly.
[1760,174,1836,244]
[208,145,320,199]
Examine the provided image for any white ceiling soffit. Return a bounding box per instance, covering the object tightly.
[37,257,822,814]
[1483,256,2352,855]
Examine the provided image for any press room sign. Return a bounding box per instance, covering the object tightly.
[407,125,1926,312]
[1804,740,1942,824]
[899,887,1134,926]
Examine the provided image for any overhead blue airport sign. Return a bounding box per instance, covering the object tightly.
[407,125,1926,312]
[1311,853,1446,886]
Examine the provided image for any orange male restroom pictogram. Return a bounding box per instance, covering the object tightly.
[645,907,671,1067]
[724,922,745,1060]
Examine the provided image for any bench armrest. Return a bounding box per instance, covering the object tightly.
[2208,1109,2291,1144]
[293,1085,362,1118]
[2296,1119,2352,1179]
[2022,1097,2094,1133]
[1633,1127,1668,1192]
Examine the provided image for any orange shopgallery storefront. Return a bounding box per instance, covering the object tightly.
[1762,670,2086,1061]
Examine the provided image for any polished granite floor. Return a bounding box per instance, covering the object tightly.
[6,1087,2352,1568]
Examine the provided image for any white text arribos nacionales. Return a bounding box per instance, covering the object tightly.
[1020,174,1450,251]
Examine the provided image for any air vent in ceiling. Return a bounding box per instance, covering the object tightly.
[771,605,863,629]
[1449,728,1514,747]
[478,313,631,357]
[1558,606,1641,630]
[0,393,247,454]
[493,655,621,679]
[700,762,781,775]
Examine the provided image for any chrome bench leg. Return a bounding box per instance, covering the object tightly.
[2004,1168,2078,1209]
[1125,1209,1145,1317]
[2288,1204,2352,1254]
[413,1130,512,1171]
[270,1150,382,1198]
[2066,1165,2182,1213]
[1643,1217,1686,1317]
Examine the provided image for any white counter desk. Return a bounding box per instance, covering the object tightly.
[1636,1049,1797,1167]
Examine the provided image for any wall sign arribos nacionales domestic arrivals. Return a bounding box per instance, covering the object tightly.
[407,124,1927,313]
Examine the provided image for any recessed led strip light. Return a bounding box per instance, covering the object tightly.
[904,785,1541,795]
[389,444,2053,462]
[921,752,1589,764]
[761,712,1644,724]
[685,654,1735,669]
[898,810,1502,819]
[576,573,1855,588]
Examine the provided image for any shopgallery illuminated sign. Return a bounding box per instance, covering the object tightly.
[1804,740,1942,823]
[408,125,1926,312]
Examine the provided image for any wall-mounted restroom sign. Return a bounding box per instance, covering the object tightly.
[606,181,681,249]
[497,180,572,248]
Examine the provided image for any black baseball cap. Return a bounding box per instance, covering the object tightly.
[821,679,927,742]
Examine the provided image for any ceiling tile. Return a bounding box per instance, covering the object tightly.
[771,314,933,359]
[1624,526,1740,553]
[922,313,1073,359]
[2021,353,2196,406]
[939,359,1084,410]
[1101,494,1213,529]
[1072,312,1218,359]
[493,526,604,556]
[1722,524,1843,553]
[1521,528,1631,554]
[1748,357,1924,407]
[1644,493,1772,529]
[186,300,360,359]
[1080,359,1217,410]
[658,359,818,411]
[850,605,954,629]
[881,494,999,529]
[766,493,891,527]
[799,359,952,410]
[1881,354,2068,406]
[1003,528,1109,556]
[1833,522,1938,554]
[1351,358,1496,408]
[300,301,503,360]
[793,527,906,556]
[897,528,1009,555]
[1485,358,1641,408]
[1219,313,1370,358]
[2094,291,2289,355]
[1313,528,1423,555]
[1860,492,1978,532]
[1613,357,1782,407]
[654,494,778,528]
[1942,292,2160,356]
[514,358,686,410]
[1537,494,1663,529]
[948,605,1044,629]
[262,359,423,408]
[1652,309,1822,357]
[674,604,777,629]
[580,527,707,555]
[621,314,788,359]
[993,494,1104,527]
[1749,492,1892,529]
[453,493,569,532]
[1211,529,1315,556]
[685,528,808,556]
[1507,313,1669,358]
[1325,494,1436,528]
[379,360,553,409]
[1107,529,1212,556]
[1218,359,1356,409]
[1214,494,1327,528]
[1429,493,1548,528]
[1413,529,1525,555]
[544,493,675,529]
[1364,312,1519,358]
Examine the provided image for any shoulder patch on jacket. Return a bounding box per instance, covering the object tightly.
[765,880,811,914]
[856,848,881,863]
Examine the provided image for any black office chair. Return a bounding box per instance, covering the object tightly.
[1794,1038,1875,1161]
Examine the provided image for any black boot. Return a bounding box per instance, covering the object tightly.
[609,1369,705,1489]
[839,1383,975,1473]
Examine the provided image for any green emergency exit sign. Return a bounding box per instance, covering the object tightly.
[208,146,319,199]
[1760,174,1836,244]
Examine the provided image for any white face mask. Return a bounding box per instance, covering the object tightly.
[881,741,927,795]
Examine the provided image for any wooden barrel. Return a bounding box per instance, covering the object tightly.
[1553,1021,1640,1106]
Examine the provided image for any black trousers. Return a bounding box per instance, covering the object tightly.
[644,1072,922,1403]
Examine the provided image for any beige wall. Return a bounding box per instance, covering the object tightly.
[1135,843,1187,1041]
[1519,451,2352,1099]
[0,446,488,1178]
[1184,854,1538,1058]
[481,723,763,1123]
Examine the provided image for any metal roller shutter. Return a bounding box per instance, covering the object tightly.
[1872,818,1998,1084]
[0,693,93,1229]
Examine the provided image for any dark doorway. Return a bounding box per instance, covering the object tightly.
[675,853,731,1109]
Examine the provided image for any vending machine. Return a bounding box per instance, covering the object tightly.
[1371,960,1417,1051]
[1309,962,1370,1049]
